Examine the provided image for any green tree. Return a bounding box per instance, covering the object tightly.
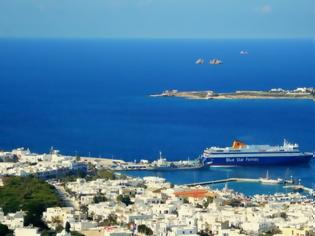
[0,176,63,229]
[196,203,203,208]
[183,198,189,204]
[225,198,242,207]
[0,223,12,236]
[116,195,133,206]
[71,232,85,236]
[198,231,211,236]
[138,224,153,235]
[95,169,116,180]
[65,222,71,233]
[203,196,213,208]
[280,212,288,220]
[99,214,118,226]
[55,225,63,233]
[93,194,107,203]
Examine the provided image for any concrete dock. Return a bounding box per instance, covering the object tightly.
[186,178,260,187]
[187,178,315,196]
[283,185,314,195]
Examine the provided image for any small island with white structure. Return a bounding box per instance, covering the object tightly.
[151,87,315,101]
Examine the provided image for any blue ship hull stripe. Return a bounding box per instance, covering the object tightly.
[205,151,302,155]
[202,154,313,166]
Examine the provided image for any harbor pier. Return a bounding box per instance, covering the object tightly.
[283,185,315,195]
[186,178,261,187]
[187,178,315,196]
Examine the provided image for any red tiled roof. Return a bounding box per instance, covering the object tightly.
[174,189,216,199]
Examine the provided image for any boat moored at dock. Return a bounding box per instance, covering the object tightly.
[201,139,314,166]
[259,170,283,184]
[115,152,204,171]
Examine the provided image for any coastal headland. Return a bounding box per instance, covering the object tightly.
[151,87,315,101]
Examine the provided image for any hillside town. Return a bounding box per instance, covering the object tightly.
[0,148,315,236]
[0,148,87,178]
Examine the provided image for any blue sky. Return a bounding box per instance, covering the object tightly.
[0,0,314,38]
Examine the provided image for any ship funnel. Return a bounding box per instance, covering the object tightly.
[232,140,246,149]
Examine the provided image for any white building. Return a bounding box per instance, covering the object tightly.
[14,227,41,236]
[42,207,75,229]
[0,211,24,230]
[168,225,198,236]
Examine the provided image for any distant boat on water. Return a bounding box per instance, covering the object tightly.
[240,50,249,55]
[195,58,204,64]
[209,58,222,65]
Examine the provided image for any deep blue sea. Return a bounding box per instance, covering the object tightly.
[0,39,314,194]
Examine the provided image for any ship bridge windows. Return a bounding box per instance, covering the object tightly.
[213,150,224,153]
[227,149,241,153]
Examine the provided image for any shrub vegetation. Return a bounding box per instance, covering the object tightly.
[0,176,63,228]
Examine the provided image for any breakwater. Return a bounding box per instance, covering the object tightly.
[186,178,260,187]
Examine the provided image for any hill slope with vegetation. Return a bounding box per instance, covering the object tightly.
[0,176,63,228]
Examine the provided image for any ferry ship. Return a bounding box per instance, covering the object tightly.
[200,140,314,166]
